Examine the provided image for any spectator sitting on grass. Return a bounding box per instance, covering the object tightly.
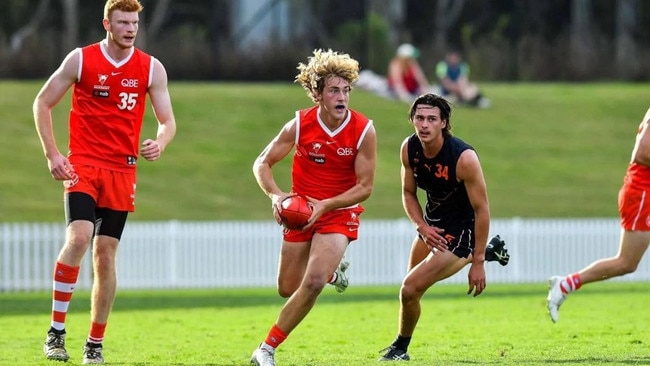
[436,49,490,108]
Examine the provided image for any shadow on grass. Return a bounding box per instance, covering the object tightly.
[96,355,650,365]
[452,356,650,365]
[96,364,249,366]
[2,282,648,317]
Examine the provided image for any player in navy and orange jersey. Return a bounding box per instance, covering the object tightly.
[250,49,377,366]
[547,107,650,323]
[34,0,176,363]
[378,94,508,362]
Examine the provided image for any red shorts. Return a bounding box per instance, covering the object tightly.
[618,183,650,231]
[283,206,364,242]
[64,164,136,212]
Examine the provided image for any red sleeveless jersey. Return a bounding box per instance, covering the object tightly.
[68,41,153,172]
[291,106,373,202]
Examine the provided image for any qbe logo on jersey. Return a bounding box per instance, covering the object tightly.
[337,147,354,156]
[121,79,139,88]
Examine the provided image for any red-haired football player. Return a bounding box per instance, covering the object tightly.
[34,0,176,363]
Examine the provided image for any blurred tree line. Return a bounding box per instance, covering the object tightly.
[0,0,648,82]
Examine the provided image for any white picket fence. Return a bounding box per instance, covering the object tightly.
[2,218,649,292]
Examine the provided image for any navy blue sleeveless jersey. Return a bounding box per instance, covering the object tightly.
[406,133,475,229]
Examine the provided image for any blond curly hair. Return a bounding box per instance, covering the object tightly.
[295,49,360,103]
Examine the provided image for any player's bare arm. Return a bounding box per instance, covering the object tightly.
[457,149,489,259]
[141,59,176,161]
[456,149,488,296]
[399,138,447,251]
[253,119,297,217]
[34,49,80,181]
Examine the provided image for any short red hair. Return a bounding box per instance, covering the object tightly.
[104,0,143,20]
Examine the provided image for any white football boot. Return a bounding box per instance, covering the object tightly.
[251,344,275,366]
[547,275,567,323]
[332,260,350,293]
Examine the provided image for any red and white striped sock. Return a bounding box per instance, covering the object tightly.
[51,262,80,331]
[87,322,107,346]
[560,273,582,294]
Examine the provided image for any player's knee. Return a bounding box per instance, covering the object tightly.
[277,276,300,297]
[277,285,296,298]
[65,233,93,252]
[399,283,423,304]
[93,246,113,261]
[92,241,117,269]
[300,274,327,295]
[618,260,639,275]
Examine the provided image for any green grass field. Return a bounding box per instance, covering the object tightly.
[1,81,648,222]
[2,81,649,364]
[1,282,649,365]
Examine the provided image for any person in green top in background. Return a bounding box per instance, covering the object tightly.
[436,49,490,108]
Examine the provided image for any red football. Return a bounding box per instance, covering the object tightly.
[279,195,312,230]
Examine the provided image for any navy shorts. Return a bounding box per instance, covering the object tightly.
[419,222,475,258]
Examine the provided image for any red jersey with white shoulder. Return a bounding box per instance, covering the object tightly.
[68,41,153,172]
[291,106,373,201]
[623,108,650,190]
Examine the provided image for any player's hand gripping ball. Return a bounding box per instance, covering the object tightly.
[279,195,313,230]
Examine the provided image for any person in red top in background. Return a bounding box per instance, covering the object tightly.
[387,43,433,103]
[33,0,176,363]
[547,107,650,323]
[251,48,377,366]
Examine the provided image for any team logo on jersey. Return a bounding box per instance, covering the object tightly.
[346,212,359,226]
[126,156,137,165]
[93,74,110,98]
[309,142,325,164]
